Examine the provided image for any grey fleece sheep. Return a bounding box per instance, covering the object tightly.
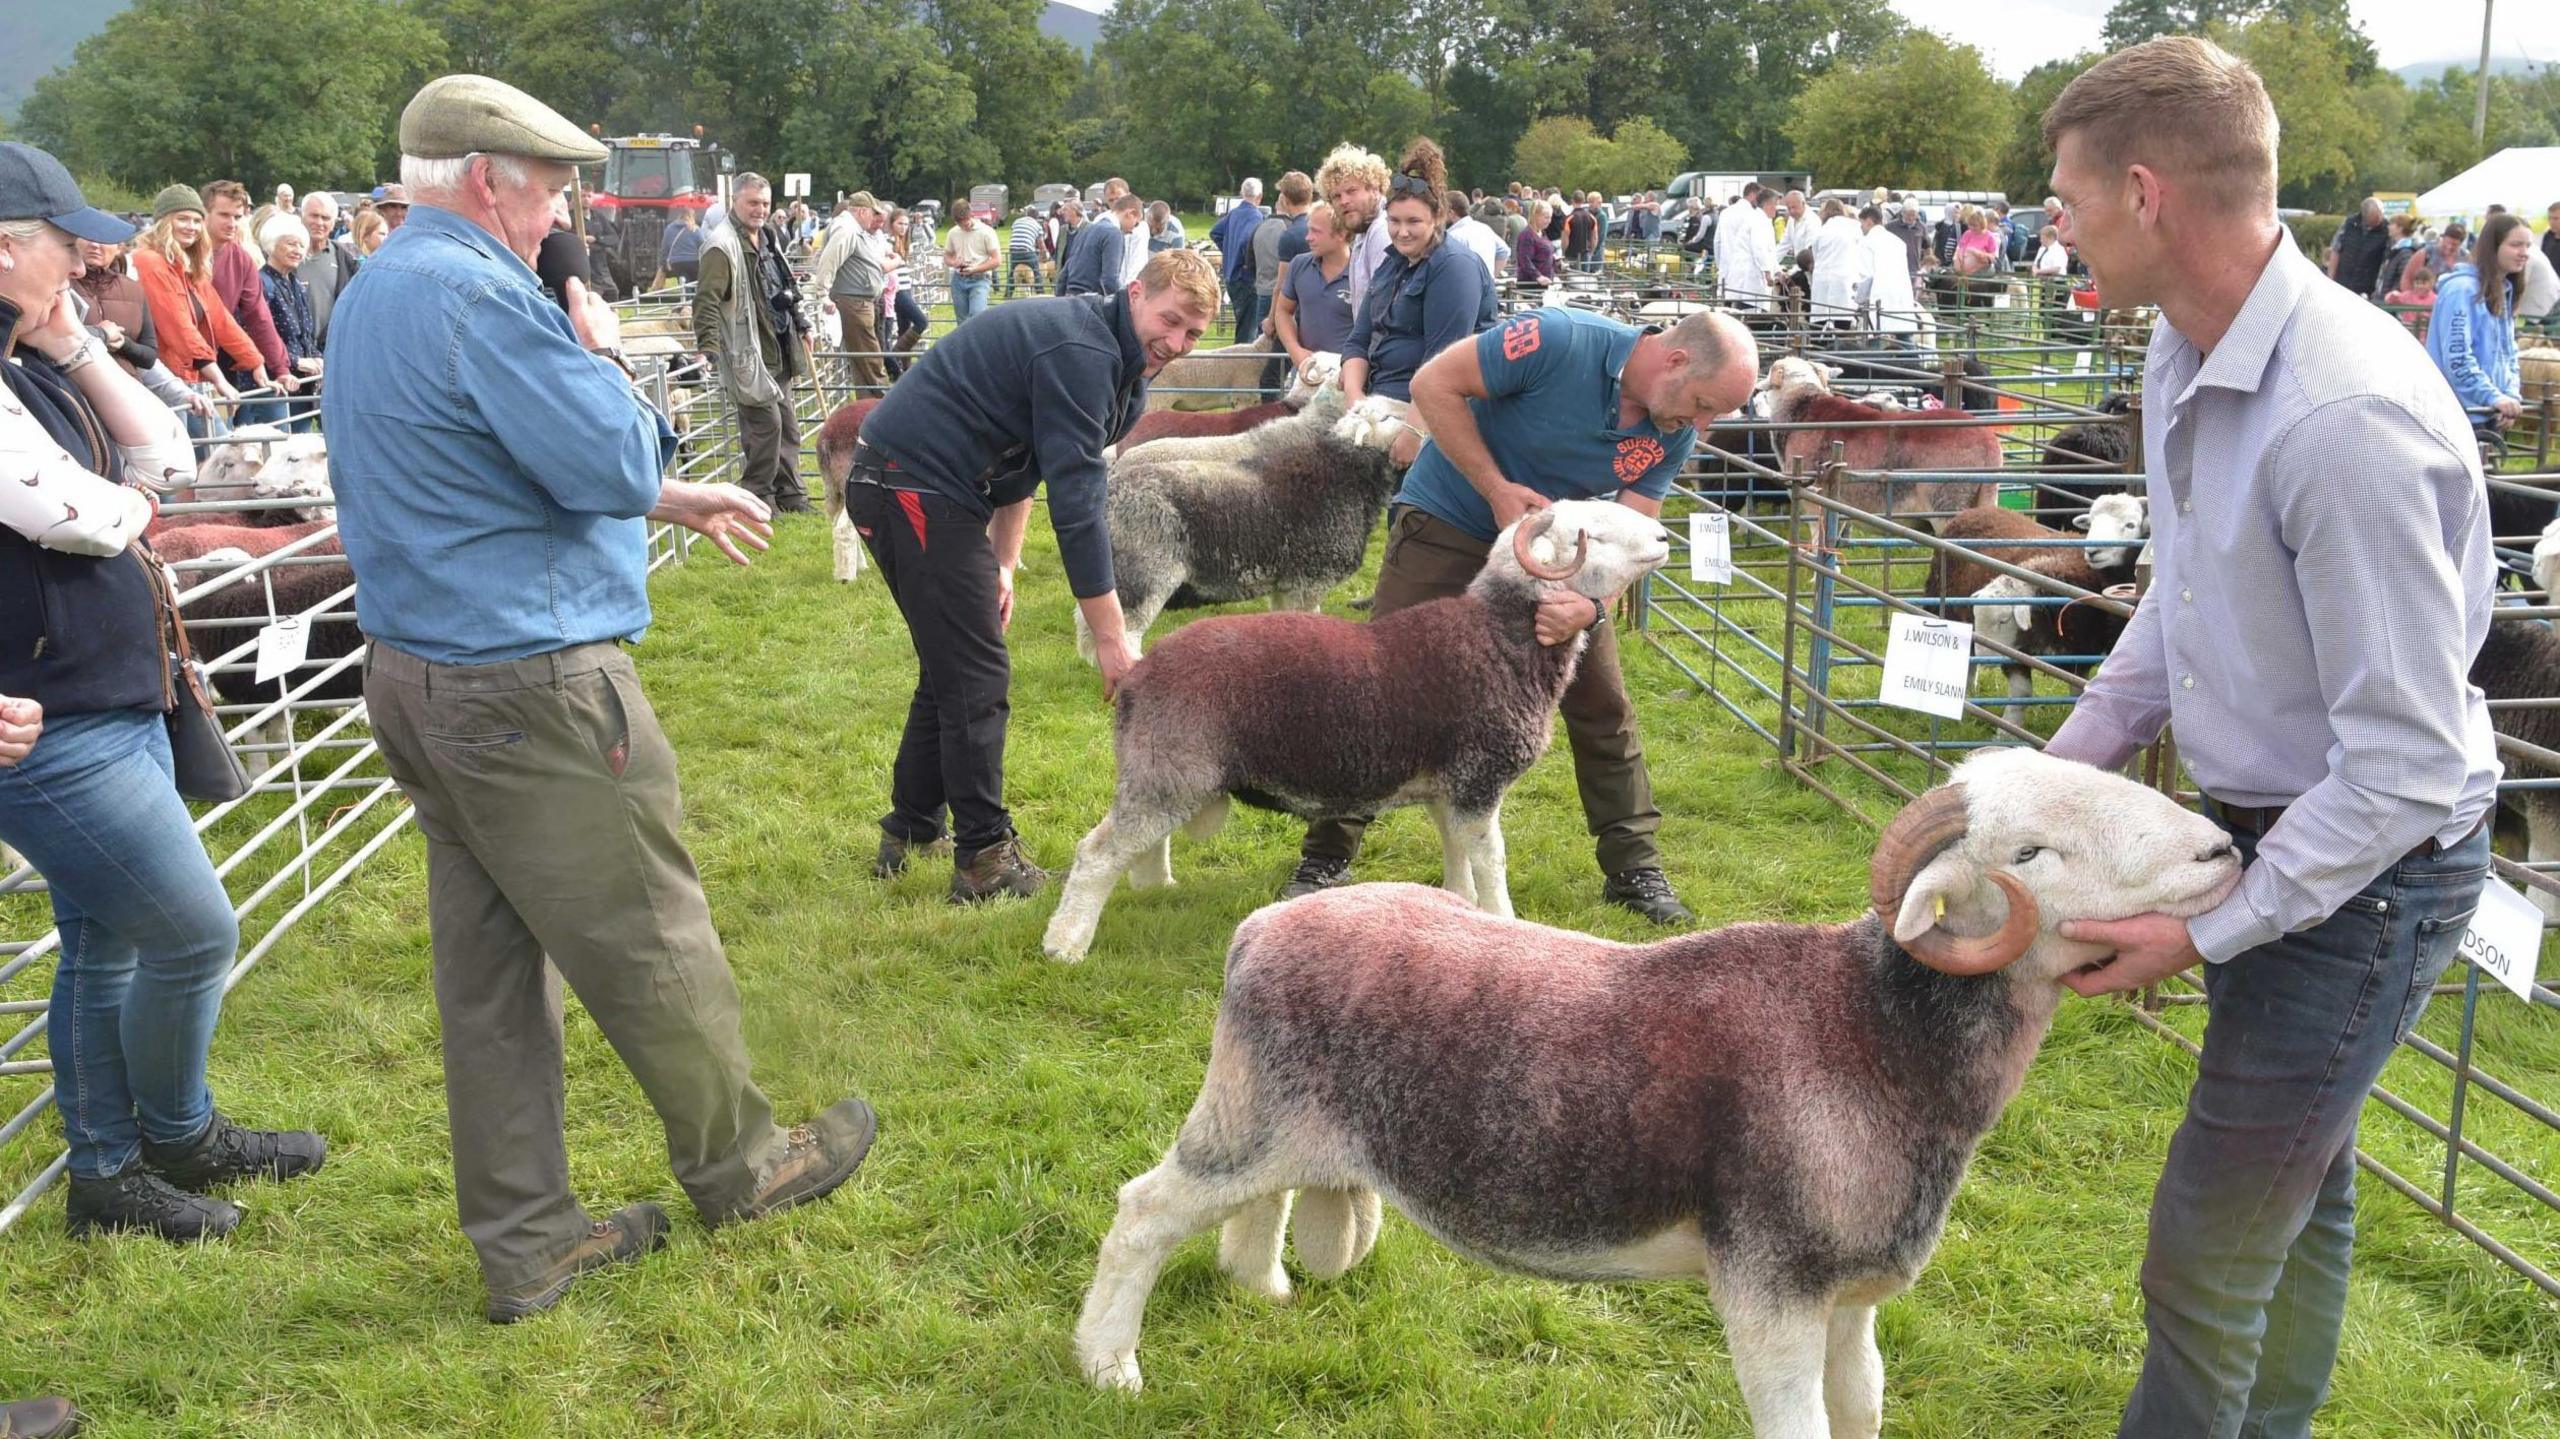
[1043,501,1673,961]
[1075,383,1399,660]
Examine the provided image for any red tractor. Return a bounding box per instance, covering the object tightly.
[580,128,732,283]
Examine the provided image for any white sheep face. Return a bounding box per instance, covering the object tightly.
[249,436,333,520]
[2070,493,2149,572]
[2535,513,2560,599]
[1972,575,2036,646]
[1895,748,2241,982]
[193,424,291,499]
[1758,355,1836,402]
[1288,352,1344,404]
[1333,395,1415,453]
[1507,499,1675,602]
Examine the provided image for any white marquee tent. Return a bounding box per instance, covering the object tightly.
[2414,147,2560,221]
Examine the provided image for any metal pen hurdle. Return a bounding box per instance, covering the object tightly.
[0,305,720,1235]
[1639,416,2560,1302]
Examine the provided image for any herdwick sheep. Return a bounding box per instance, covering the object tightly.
[1928,495,2146,606]
[1759,357,2000,526]
[813,397,879,584]
[1074,746,2243,1438]
[1074,383,1392,661]
[1967,566,2138,725]
[1110,353,1343,460]
[2470,615,2560,918]
[2035,394,2136,515]
[185,429,332,522]
[1143,333,1287,413]
[1108,356,1336,453]
[1042,502,1672,962]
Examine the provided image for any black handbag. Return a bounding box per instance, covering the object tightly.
[150,551,251,803]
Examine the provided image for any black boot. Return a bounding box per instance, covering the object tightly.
[0,1395,80,1438]
[65,1161,238,1242]
[1277,856,1353,900]
[1603,867,1693,926]
[141,1109,326,1189]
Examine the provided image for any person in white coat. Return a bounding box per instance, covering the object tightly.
[1720,184,1761,304]
[1808,199,1868,329]
[1856,204,1923,338]
[1721,189,1780,310]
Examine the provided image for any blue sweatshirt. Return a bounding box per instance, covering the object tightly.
[1055,219,1125,297]
[2426,262,2521,414]
[858,290,1150,598]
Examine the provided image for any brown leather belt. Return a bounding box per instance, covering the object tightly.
[2202,796,2484,860]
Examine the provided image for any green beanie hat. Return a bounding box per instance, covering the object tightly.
[151,183,205,221]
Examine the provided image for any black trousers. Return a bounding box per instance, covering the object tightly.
[847,484,1014,855]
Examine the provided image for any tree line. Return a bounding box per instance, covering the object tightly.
[12,0,2556,217]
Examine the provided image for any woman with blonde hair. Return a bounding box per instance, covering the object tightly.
[128,185,273,436]
[351,207,389,257]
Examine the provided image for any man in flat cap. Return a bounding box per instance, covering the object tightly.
[810,191,892,396]
[323,74,877,1324]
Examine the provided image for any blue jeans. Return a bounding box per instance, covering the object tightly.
[0,707,236,1180]
[2121,817,2487,1438]
[1228,276,1261,345]
[950,274,990,324]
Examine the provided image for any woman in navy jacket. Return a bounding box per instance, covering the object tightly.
[1341,137,1497,419]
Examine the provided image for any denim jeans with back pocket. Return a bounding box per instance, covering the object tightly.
[2120,821,2488,1438]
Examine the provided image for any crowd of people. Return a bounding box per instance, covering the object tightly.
[0,35,2550,1436]
[2328,197,2560,436]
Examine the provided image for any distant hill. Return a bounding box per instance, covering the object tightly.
[1039,1,1104,53]
[5,0,1100,122]
[2393,55,2552,86]
[3,0,134,121]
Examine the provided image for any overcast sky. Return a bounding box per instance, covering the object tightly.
[1053,0,2558,84]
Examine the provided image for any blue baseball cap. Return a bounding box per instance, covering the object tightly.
[0,143,134,244]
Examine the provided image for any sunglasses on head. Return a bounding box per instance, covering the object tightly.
[1389,173,1431,199]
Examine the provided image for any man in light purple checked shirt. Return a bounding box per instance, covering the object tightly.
[2038,39,2499,1439]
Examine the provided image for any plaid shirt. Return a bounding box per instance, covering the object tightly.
[2046,238,2500,962]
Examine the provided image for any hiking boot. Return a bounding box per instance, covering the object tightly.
[141,1110,326,1189]
[873,830,953,879]
[1277,856,1353,901]
[485,1201,671,1324]
[0,1396,79,1438]
[773,491,817,515]
[716,1098,878,1228]
[950,835,1051,903]
[65,1162,239,1242]
[1604,867,1693,926]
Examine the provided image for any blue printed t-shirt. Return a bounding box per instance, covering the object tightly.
[1393,307,1696,543]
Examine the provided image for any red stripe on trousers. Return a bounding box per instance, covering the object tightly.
[896,490,929,550]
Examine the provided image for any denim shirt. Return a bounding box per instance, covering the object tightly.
[321,204,676,665]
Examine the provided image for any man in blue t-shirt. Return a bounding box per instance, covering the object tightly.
[1283,306,1761,924]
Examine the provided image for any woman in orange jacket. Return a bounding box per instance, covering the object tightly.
[130,185,272,435]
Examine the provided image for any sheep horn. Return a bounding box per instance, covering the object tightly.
[1867,785,2041,976]
[1512,509,1588,581]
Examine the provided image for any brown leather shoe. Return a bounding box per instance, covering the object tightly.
[873,830,953,879]
[485,1201,671,1324]
[950,835,1052,903]
[716,1098,877,1228]
[0,1396,79,1438]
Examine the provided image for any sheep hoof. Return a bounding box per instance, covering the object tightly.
[1085,1351,1143,1393]
[1231,1265,1293,1304]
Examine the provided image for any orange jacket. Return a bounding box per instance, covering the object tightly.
[133,248,264,381]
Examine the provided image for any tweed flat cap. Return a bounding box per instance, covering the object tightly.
[151,183,205,220]
[845,191,880,213]
[399,74,607,165]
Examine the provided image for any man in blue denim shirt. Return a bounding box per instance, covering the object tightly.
[325,74,878,1324]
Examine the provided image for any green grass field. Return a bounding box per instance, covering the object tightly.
[1,496,2555,1436]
